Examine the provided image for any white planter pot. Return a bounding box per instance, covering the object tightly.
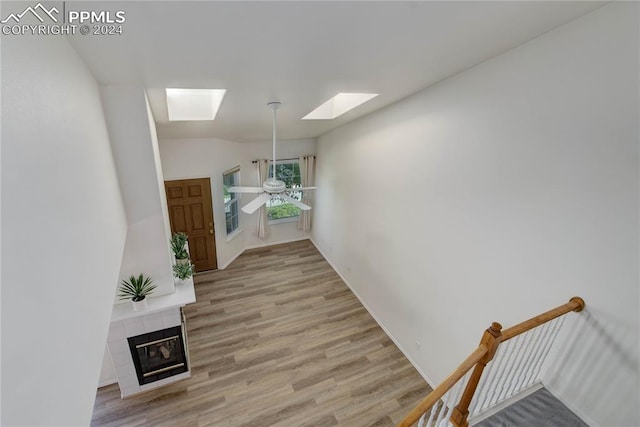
[175,276,192,286]
[176,258,190,265]
[132,297,148,311]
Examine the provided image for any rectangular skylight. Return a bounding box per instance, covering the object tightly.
[302,93,378,120]
[166,88,226,121]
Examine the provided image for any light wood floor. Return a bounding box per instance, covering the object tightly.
[91,240,431,427]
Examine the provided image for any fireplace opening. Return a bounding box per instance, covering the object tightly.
[127,325,188,385]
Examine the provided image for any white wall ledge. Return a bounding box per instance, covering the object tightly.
[111,277,195,322]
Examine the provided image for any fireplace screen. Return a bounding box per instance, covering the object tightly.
[127,325,188,385]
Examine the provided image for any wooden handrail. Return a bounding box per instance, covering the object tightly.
[397,297,585,427]
[397,345,488,427]
[501,297,585,342]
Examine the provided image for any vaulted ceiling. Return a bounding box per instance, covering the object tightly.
[67,1,605,142]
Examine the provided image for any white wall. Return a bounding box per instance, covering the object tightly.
[101,87,175,299]
[1,34,128,426]
[98,346,116,387]
[159,137,316,268]
[312,3,638,426]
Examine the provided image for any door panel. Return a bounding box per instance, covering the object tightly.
[170,206,187,230]
[187,185,201,197]
[167,187,183,199]
[192,236,209,262]
[164,178,218,272]
[190,204,205,230]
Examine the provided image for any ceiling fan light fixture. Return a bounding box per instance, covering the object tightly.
[228,101,318,214]
[301,92,379,120]
[166,88,226,121]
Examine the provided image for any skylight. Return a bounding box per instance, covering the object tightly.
[302,93,379,120]
[166,88,226,121]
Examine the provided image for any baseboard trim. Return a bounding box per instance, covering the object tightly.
[309,237,437,390]
[218,236,312,270]
[542,382,596,427]
[98,378,117,388]
[244,235,310,251]
[218,248,245,270]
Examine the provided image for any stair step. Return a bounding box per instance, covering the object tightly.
[473,388,587,427]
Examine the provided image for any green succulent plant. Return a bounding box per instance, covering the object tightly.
[173,262,195,280]
[170,232,189,260]
[118,274,156,302]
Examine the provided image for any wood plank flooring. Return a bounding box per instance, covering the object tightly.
[91,240,431,427]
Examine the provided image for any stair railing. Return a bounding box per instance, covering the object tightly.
[398,297,585,427]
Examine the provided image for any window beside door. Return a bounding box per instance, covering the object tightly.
[267,160,302,222]
[223,167,240,235]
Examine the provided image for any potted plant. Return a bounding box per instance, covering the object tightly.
[118,274,157,311]
[170,232,190,265]
[173,262,195,285]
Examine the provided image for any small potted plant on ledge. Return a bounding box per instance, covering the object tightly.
[173,262,195,285]
[170,232,190,265]
[118,273,157,311]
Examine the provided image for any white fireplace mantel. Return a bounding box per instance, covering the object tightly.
[111,278,195,322]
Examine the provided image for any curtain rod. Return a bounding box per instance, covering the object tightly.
[251,155,316,164]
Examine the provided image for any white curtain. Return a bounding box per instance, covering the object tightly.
[297,155,315,231]
[256,159,270,239]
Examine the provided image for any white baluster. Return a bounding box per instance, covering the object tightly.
[504,329,537,397]
[482,335,514,409]
[513,326,544,392]
[496,333,525,402]
[418,411,426,427]
[523,320,554,387]
[532,316,564,381]
[434,389,450,426]
[425,399,439,427]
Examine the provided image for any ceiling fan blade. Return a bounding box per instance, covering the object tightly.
[241,193,271,214]
[228,186,264,193]
[281,194,311,211]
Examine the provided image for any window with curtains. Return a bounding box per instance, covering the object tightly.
[223,166,240,235]
[267,160,302,222]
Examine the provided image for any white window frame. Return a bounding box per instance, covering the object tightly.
[267,159,302,224]
[223,166,241,236]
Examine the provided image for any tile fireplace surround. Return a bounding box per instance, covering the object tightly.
[106,278,196,397]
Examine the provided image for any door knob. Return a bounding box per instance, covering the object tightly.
[209,229,214,235]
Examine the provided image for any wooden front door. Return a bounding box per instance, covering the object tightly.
[165,178,218,272]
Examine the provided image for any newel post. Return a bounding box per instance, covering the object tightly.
[450,322,502,427]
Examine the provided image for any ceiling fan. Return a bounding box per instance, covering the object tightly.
[228,101,317,214]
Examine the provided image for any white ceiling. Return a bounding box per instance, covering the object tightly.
[68,1,605,142]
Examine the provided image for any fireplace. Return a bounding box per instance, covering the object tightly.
[127,325,188,386]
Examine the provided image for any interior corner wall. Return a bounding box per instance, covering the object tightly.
[1,34,127,426]
[158,137,316,269]
[101,86,175,300]
[311,3,638,426]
